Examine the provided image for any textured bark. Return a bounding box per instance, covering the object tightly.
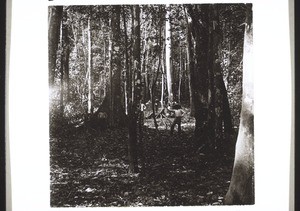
[48,6,63,87]
[187,5,210,145]
[128,5,142,173]
[207,5,216,148]
[207,5,233,149]
[212,5,233,145]
[225,4,254,205]
[110,5,125,127]
[59,7,71,115]
[220,76,233,136]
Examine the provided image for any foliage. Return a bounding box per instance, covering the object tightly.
[219,4,246,127]
[49,4,245,128]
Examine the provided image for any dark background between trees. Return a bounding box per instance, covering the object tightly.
[49,4,253,206]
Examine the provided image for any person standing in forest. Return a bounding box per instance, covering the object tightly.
[140,101,146,124]
[168,103,185,135]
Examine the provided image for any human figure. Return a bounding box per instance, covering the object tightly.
[155,98,159,112]
[140,101,146,124]
[168,103,184,135]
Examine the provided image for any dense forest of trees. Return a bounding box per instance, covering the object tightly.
[49,4,253,206]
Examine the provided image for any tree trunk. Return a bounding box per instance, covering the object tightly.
[60,7,71,105]
[209,5,222,149]
[62,9,71,103]
[150,9,164,131]
[87,14,93,114]
[48,6,63,87]
[220,75,233,137]
[150,60,160,131]
[59,28,64,116]
[160,64,165,109]
[225,4,254,205]
[213,5,233,149]
[108,18,113,126]
[59,8,71,116]
[160,40,166,108]
[144,45,150,102]
[110,5,125,127]
[178,46,182,103]
[184,8,195,117]
[141,23,149,102]
[130,9,135,102]
[187,5,210,146]
[102,39,107,99]
[165,4,173,104]
[122,7,129,115]
[128,5,142,173]
[207,19,216,148]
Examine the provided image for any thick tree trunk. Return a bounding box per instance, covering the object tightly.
[212,5,233,148]
[213,65,225,148]
[110,5,125,127]
[225,4,254,205]
[187,5,210,146]
[200,5,233,150]
[48,6,63,87]
[220,76,233,137]
[207,6,216,148]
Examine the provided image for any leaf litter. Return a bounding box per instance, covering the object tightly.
[50,120,234,207]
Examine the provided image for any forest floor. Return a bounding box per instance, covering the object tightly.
[50,116,235,207]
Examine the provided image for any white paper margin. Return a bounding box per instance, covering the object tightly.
[8,0,292,210]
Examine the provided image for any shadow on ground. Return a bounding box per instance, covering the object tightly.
[50,119,234,207]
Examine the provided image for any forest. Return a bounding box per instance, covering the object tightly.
[49,4,254,206]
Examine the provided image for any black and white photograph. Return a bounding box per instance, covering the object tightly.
[49,4,254,207]
[7,0,293,210]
